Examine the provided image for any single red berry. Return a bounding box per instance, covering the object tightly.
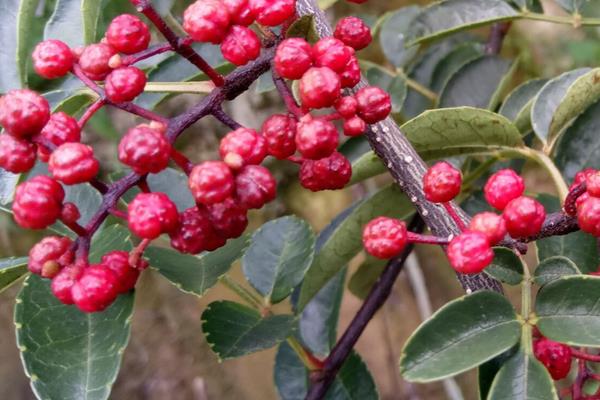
[101,251,140,293]
[221,26,261,66]
[468,212,507,245]
[183,0,231,44]
[60,202,81,225]
[118,125,171,175]
[312,38,353,73]
[577,196,600,237]
[0,134,36,173]
[49,143,99,185]
[335,96,358,118]
[362,217,407,259]
[299,67,342,109]
[223,0,256,26]
[261,114,297,159]
[105,66,147,103]
[339,56,361,88]
[207,198,248,239]
[534,338,572,380]
[300,151,352,192]
[51,265,82,305]
[38,112,81,162]
[32,39,74,79]
[28,236,74,278]
[355,86,392,123]
[502,196,546,238]
[106,14,151,54]
[13,175,64,229]
[334,17,372,50]
[72,265,119,313]
[235,165,276,209]
[220,128,267,169]
[0,89,50,138]
[128,192,180,239]
[423,161,462,203]
[169,206,223,254]
[295,115,339,160]
[189,161,235,205]
[274,38,313,80]
[343,116,366,137]
[484,169,525,211]
[571,168,596,190]
[249,0,295,27]
[447,231,494,274]
[79,43,116,81]
[586,171,600,198]
[576,192,590,211]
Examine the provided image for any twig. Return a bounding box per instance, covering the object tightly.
[485,22,511,55]
[212,107,242,130]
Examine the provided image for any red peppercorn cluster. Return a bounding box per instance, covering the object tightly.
[566,169,600,237]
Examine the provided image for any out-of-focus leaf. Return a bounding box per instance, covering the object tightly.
[45,0,107,46]
[0,257,28,293]
[499,78,548,134]
[429,42,484,93]
[379,6,421,68]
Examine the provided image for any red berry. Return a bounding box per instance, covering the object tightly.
[220,128,267,169]
[106,14,151,54]
[128,192,180,239]
[312,38,353,73]
[207,198,248,238]
[295,116,339,160]
[586,171,600,197]
[13,176,64,229]
[223,0,256,26]
[249,0,295,27]
[118,125,171,174]
[38,112,81,162]
[105,66,147,103]
[101,251,140,293]
[79,43,116,81]
[571,168,596,190]
[534,338,572,380]
[343,116,366,137]
[355,86,392,123]
[28,236,74,278]
[447,231,494,274]
[235,165,276,209]
[502,196,546,238]
[169,206,223,254]
[484,169,525,211]
[0,89,50,138]
[32,39,74,79]
[335,96,358,118]
[60,202,81,225]
[468,212,507,245]
[339,56,361,88]
[221,26,261,66]
[362,217,407,259]
[49,143,99,185]
[299,67,342,109]
[189,161,235,205]
[72,265,119,313]
[576,192,590,211]
[334,17,372,51]
[51,265,82,305]
[299,151,352,191]
[261,114,297,159]
[274,38,313,80]
[183,0,231,44]
[423,161,462,203]
[0,134,36,173]
[577,196,600,237]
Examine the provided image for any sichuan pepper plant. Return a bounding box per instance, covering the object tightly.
[1,0,600,398]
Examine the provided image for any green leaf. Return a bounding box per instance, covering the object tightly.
[499,78,548,134]
[364,66,407,113]
[534,256,581,286]
[89,224,133,262]
[400,291,520,382]
[297,185,412,311]
[508,0,543,12]
[348,257,386,300]
[429,42,484,93]
[201,300,296,360]
[487,350,558,400]
[243,217,315,304]
[531,68,591,145]
[82,0,108,43]
[0,256,28,293]
[145,235,249,296]
[555,0,588,13]
[409,0,518,46]
[484,248,524,285]
[286,15,319,43]
[15,274,134,400]
[536,276,600,347]
[45,0,105,46]
[478,347,518,400]
[147,167,195,210]
[1,0,36,91]
[0,170,19,205]
[348,151,386,185]
[379,6,421,68]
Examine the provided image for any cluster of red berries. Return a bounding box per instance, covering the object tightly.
[567,168,600,237]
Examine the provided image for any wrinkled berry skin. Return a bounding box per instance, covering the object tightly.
[339,56,361,88]
[0,89,50,138]
[79,43,116,81]
[577,196,600,237]
[51,265,82,305]
[207,198,248,239]
[0,134,36,173]
[447,231,494,274]
[249,0,295,26]
[312,38,353,73]
[118,125,171,174]
[189,161,235,205]
[101,251,140,293]
[335,96,358,118]
[355,86,392,123]
[295,116,339,160]
[72,265,119,313]
[362,217,407,259]
[128,192,180,239]
[221,26,261,66]
[106,14,151,54]
[38,112,81,161]
[534,338,572,380]
[28,236,73,278]
[343,116,366,137]
[299,67,342,109]
[571,168,596,190]
[49,143,100,185]
[274,38,313,80]
[502,196,546,238]
[219,128,267,169]
[13,176,64,229]
[586,171,600,198]
[223,0,256,26]
[170,207,223,254]
[423,161,462,203]
[105,66,147,103]
[61,202,81,225]
[334,17,372,51]
[300,152,352,192]
[183,0,231,44]
[468,212,507,245]
[235,165,276,209]
[484,169,525,211]
[261,114,297,159]
[32,39,74,79]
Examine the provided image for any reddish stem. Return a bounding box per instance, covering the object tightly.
[573,359,588,400]
[323,112,342,121]
[78,99,105,128]
[61,218,88,237]
[109,208,128,220]
[564,182,586,216]
[272,71,304,118]
[407,232,451,245]
[573,349,600,362]
[129,238,152,268]
[138,178,151,193]
[171,148,194,175]
[212,107,242,130]
[286,155,304,164]
[443,202,468,232]
[121,42,173,65]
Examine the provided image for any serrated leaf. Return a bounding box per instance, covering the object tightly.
[348,257,386,300]
[499,78,548,133]
[45,0,106,46]
[0,256,28,293]
[202,300,295,360]
[429,42,484,93]
[400,291,520,382]
[536,276,600,347]
[364,66,407,113]
[533,256,580,286]
[484,248,524,285]
[379,6,421,68]
[145,235,249,296]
